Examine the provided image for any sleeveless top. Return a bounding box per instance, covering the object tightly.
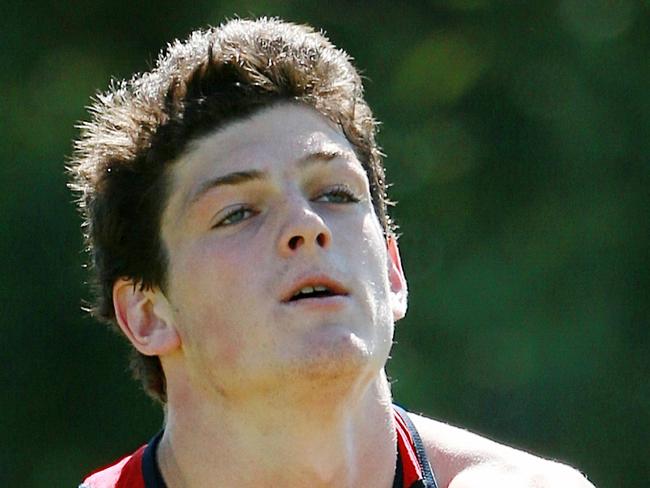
[80,405,438,488]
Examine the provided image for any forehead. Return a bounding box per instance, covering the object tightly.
[160,102,365,233]
[171,102,358,192]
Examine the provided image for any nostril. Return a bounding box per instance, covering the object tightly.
[288,235,303,250]
[316,233,327,247]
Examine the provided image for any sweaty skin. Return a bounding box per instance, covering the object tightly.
[113,102,595,488]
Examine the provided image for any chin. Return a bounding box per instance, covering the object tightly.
[289,325,386,385]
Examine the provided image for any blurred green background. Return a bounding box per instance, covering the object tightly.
[2,1,648,486]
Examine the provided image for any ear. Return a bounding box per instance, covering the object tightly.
[386,236,408,320]
[113,278,181,356]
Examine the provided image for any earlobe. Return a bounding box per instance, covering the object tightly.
[113,279,180,356]
[386,236,408,320]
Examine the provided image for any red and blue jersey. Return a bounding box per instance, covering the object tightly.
[81,405,438,488]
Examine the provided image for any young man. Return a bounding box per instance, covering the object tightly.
[70,17,594,488]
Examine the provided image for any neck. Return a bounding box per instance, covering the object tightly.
[157,370,397,488]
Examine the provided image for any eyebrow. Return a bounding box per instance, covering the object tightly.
[186,148,348,208]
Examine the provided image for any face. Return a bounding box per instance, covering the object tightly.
[159,102,405,399]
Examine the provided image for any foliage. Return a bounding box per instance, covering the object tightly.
[2,1,648,486]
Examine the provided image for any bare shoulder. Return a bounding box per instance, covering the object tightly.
[408,413,596,488]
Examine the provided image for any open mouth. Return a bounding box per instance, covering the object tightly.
[282,278,349,303]
[289,285,338,301]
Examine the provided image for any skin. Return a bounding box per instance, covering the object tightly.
[113,102,595,487]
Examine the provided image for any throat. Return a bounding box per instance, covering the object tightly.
[159,375,397,487]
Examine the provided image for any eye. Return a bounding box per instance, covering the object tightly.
[314,184,361,204]
[212,205,257,228]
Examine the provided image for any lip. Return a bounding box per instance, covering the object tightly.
[280,274,350,303]
[281,295,349,313]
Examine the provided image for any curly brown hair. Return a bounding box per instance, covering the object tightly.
[68,17,394,404]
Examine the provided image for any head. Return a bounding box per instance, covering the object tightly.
[69,17,399,404]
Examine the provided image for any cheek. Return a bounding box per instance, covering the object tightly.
[338,213,392,319]
[167,239,256,362]
[359,214,390,282]
[172,233,255,296]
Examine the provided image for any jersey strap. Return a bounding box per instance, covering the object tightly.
[393,405,439,488]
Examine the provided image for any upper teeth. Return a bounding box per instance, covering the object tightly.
[294,285,329,297]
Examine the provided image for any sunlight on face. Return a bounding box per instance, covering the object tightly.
[158,102,403,403]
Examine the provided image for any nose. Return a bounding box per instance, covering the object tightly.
[277,202,332,257]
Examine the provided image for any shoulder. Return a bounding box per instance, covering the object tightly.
[408,413,595,488]
[80,445,146,488]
